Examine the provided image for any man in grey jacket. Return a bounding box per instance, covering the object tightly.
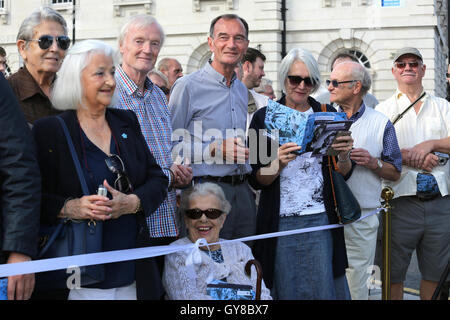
[0,73,41,300]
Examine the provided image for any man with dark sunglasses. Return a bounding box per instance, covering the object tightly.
[376,47,450,300]
[7,7,68,125]
[112,15,193,253]
[329,61,402,300]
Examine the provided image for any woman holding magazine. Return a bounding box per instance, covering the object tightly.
[249,47,354,300]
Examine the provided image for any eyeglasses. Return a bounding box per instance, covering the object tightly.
[326,79,358,88]
[184,208,224,220]
[394,61,420,69]
[446,73,450,78]
[104,154,133,193]
[28,35,71,51]
[287,75,314,87]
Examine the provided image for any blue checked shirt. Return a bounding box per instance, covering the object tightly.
[112,65,178,238]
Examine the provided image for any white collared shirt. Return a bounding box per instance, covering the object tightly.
[375,89,450,198]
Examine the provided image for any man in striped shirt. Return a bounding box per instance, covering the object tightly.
[112,15,192,248]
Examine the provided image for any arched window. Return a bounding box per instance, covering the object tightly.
[348,49,371,69]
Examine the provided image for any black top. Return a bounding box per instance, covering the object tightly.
[79,129,136,289]
[32,108,168,298]
[0,73,41,263]
[248,96,350,289]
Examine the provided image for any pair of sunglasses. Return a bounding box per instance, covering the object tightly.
[28,35,71,51]
[446,73,450,78]
[395,61,420,69]
[287,75,314,87]
[105,154,133,193]
[326,79,358,88]
[185,208,224,220]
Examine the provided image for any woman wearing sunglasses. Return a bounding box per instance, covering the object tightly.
[8,7,70,125]
[248,47,354,300]
[31,40,168,300]
[162,182,271,300]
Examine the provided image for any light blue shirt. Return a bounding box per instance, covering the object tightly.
[170,62,251,177]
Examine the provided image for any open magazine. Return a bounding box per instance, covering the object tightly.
[264,100,352,157]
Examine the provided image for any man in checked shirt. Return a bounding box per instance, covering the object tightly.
[111,14,192,281]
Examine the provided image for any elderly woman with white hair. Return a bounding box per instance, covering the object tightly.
[162,182,272,300]
[8,7,69,124]
[31,39,168,300]
[249,47,354,299]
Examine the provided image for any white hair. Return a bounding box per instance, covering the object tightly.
[51,40,119,110]
[255,78,273,93]
[180,182,232,215]
[349,62,372,96]
[118,14,165,47]
[278,47,321,94]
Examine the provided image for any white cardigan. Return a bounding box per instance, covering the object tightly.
[162,237,272,300]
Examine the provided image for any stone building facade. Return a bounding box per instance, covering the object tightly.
[0,0,448,100]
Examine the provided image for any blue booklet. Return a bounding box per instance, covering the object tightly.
[206,279,255,300]
[264,100,352,157]
[0,278,7,300]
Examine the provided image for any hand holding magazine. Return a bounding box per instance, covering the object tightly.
[264,100,352,157]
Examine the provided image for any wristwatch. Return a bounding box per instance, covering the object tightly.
[375,159,383,170]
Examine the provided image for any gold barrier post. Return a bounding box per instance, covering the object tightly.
[381,187,394,300]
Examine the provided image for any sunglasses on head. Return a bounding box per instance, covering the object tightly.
[184,208,224,220]
[28,35,71,51]
[287,75,314,87]
[105,154,133,193]
[326,79,358,88]
[395,61,420,69]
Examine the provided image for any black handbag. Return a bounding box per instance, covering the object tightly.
[35,116,104,291]
[327,154,361,225]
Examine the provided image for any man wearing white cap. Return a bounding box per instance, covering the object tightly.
[376,47,450,300]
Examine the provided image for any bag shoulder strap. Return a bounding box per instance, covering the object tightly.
[56,116,90,196]
[392,92,426,125]
[320,104,341,212]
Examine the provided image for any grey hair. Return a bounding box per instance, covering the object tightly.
[278,47,321,94]
[17,7,68,44]
[118,14,165,47]
[344,61,372,96]
[148,69,169,86]
[254,78,273,93]
[51,40,119,110]
[180,182,232,215]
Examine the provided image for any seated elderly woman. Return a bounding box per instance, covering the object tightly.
[31,39,168,300]
[8,7,68,124]
[163,182,271,300]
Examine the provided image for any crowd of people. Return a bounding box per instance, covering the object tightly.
[0,6,449,301]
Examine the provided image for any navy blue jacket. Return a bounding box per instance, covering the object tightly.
[32,109,168,299]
